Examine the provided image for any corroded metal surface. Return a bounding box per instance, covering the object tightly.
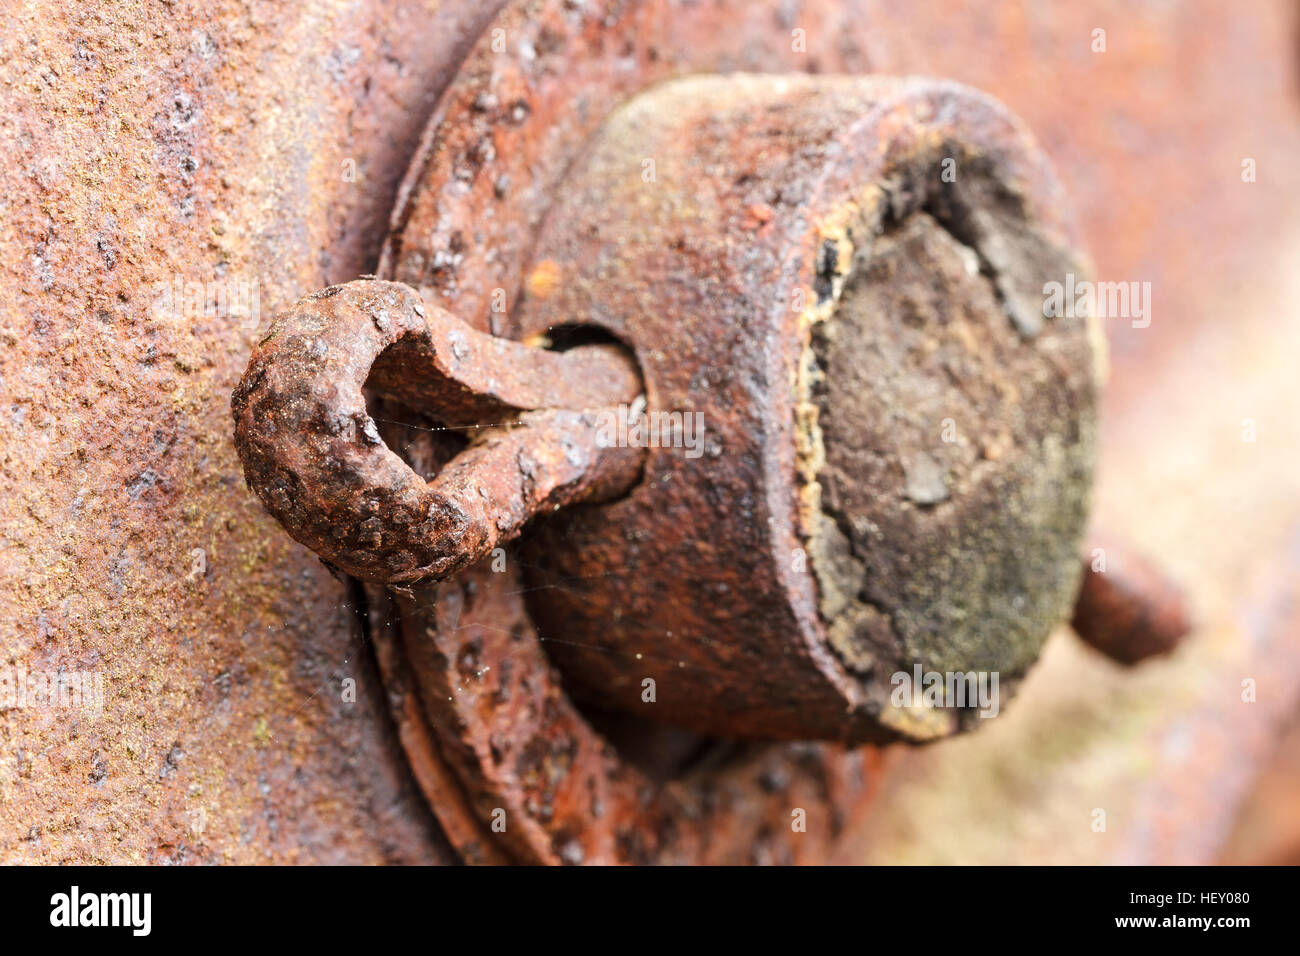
[0,0,514,865]
[3,0,1298,865]
[377,550,880,864]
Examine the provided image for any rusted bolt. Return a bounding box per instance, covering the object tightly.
[236,75,1102,746]
[508,74,1100,744]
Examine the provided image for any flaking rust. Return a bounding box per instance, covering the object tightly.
[515,74,1099,744]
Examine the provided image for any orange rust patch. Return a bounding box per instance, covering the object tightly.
[524,259,563,300]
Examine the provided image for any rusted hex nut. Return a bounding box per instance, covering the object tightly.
[1072,538,1192,665]
[231,279,644,585]
[513,75,1100,744]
